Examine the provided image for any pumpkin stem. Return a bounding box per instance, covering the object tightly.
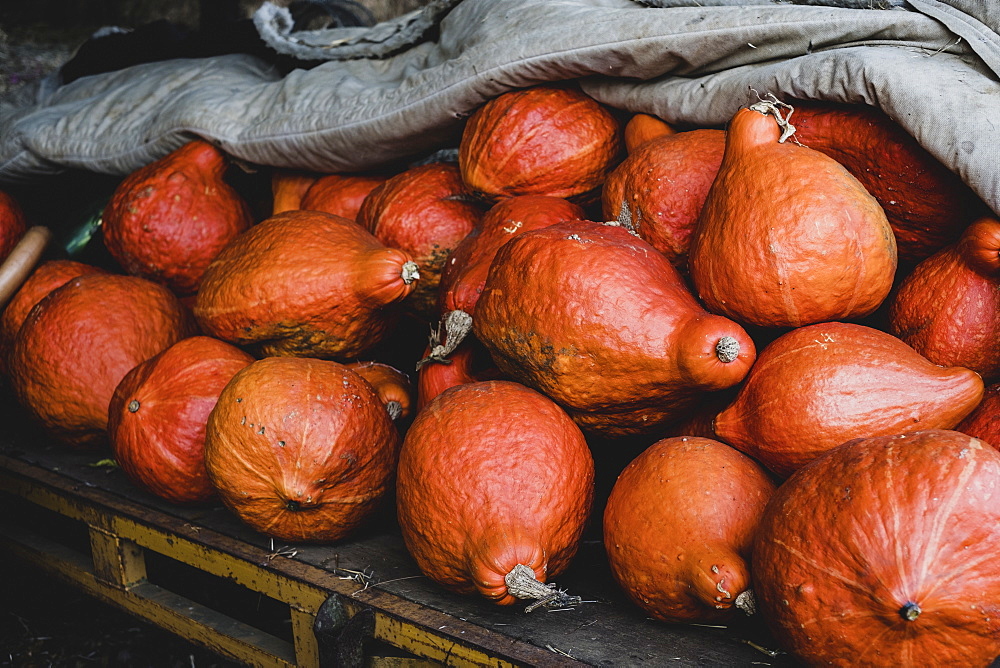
[401,261,420,285]
[734,589,756,616]
[416,309,473,370]
[504,563,582,613]
[899,601,921,621]
[715,336,741,363]
[747,90,797,143]
[385,400,403,421]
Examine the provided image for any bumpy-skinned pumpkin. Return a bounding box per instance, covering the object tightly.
[9,273,195,447]
[623,112,675,153]
[473,220,756,438]
[602,130,725,268]
[300,173,388,221]
[888,216,1000,381]
[956,383,1000,450]
[357,162,482,321]
[102,140,253,295]
[754,430,1000,667]
[689,100,897,328]
[791,99,981,263]
[271,169,319,214]
[0,259,106,374]
[344,360,414,422]
[458,85,621,201]
[205,356,400,543]
[108,336,254,504]
[604,436,775,623]
[397,380,594,607]
[0,190,28,261]
[194,209,419,360]
[714,322,984,478]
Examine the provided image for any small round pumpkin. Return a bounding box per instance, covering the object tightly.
[344,360,414,423]
[102,139,253,295]
[9,273,195,447]
[108,336,255,504]
[205,356,400,543]
[754,429,1000,667]
[623,112,675,153]
[604,436,776,623]
[194,209,419,360]
[271,169,319,214]
[397,380,594,606]
[300,173,389,221]
[458,85,621,201]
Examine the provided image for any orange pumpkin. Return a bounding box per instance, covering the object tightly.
[396,380,593,607]
[601,129,725,268]
[205,356,400,543]
[623,112,675,152]
[357,162,482,321]
[300,173,388,221]
[956,383,1000,450]
[344,360,414,422]
[754,429,1000,667]
[0,259,106,374]
[0,190,28,261]
[473,220,756,437]
[791,99,982,264]
[714,322,984,478]
[458,85,622,201]
[108,336,254,504]
[194,209,418,360]
[271,169,319,214]
[689,100,897,328]
[604,436,775,622]
[416,337,502,411]
[888,215,1000,381]
[102,140,253,295]
[9,273,195,447]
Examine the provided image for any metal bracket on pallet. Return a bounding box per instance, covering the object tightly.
[313,592,375,668]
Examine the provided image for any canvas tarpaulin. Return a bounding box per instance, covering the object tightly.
[0,0,997,216]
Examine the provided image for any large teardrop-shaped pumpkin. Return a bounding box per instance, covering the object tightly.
[396,380,594,607]
[458,85,621,201]
[604,436,775,623]
[108,335,255,505]
[9,273,195,447]
[102,140,253,295]
[205,356,400,543]
[714,322,984,478]
[688,100,897,328]
[888,215,1000,381]
[473,220,756,437]
[194,209,419,360]
[754,429,1000,667]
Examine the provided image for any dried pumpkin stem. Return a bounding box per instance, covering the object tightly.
[747,93,797,143]
[385,400,403,421]
[401,261,420,285]
[715,336,741,363]
[734,589,756,616]
[415,309,473,369]
[504,563,582,613]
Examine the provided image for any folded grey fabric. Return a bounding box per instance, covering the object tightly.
[1,0,996,217]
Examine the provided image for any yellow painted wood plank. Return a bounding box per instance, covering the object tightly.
[89,527,146,588]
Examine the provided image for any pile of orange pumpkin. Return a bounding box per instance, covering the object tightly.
[2,82,1000,666]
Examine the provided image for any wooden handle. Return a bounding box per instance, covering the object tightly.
[0,226,52,309]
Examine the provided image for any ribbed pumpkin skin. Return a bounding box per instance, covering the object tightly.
[754,430,1000,667]
[0,260,106,374]
[889,216,1000,381]
[194,209,417,360]
[357,163,482,321]
[956,383,1000,450]
[791,100,980,263]
[205,356,400,543]
[108,336,254,505]
[396,380,594,605]
[301,173,388,221]
[602,130,725,267]
[604,437,775,623]
[714,322,984,478]
[0,190,27,260]
[9,273,195,448]
[438,194,584,315]
[473,220,756,438]
[689,105,897,328]
[102,140,253,295]
[458,85,621,200]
